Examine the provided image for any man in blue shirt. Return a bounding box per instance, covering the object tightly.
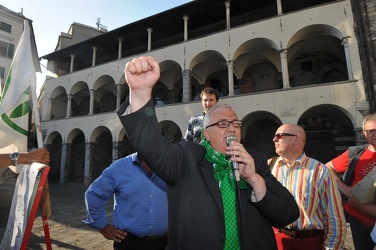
[84,152,168,250]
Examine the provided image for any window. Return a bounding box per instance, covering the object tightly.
[0,22,12,33]
[0,41,15,59]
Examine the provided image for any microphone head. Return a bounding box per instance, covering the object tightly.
[225,135,237,146]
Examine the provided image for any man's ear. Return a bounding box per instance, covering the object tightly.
[294,136,301,145]
[203,129,210,141]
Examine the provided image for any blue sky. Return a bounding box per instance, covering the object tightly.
[2,0,192,90]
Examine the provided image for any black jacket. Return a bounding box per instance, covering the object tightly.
[117,99,299,250]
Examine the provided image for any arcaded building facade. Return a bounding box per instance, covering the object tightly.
[39,0,376,184]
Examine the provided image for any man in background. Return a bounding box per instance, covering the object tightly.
[84,152,168,250]
[184,87,219,143]
[326,113,376,250]
[270,124,346,249]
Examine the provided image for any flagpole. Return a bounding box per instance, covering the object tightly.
[30,80,43,148]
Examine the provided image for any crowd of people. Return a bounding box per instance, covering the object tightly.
[3,55,374,249]
[82,55,375,249]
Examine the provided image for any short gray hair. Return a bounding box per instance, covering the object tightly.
[203,103,234,129]
[362,113,376,129]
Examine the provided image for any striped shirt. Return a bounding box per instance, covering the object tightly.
[270,153,346,249]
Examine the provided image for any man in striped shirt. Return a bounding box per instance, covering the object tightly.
[269,124,346,250]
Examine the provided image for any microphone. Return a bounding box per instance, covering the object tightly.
[225,135,240,183]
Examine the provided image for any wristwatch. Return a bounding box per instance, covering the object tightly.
[9,152,20,166]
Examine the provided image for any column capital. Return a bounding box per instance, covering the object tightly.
[341,36,351,45]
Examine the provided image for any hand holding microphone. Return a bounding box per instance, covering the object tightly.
[225,135,240,183]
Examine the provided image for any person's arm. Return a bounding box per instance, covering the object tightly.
[227,140,266,201]
[99,224,127,243]
[326,161,351,197]
[184,117,194,142]
[321,167,347,249]
[84,166,117,230]
[125,56,160,113]
[0,147,50,168]
[348,194,376,218]
[234,146,299,228]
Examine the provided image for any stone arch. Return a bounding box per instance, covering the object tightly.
[298,104,355,163]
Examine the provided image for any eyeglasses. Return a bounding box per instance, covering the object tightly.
[274,133,297,139]
[206,120,242,129]
[364,129,376,135]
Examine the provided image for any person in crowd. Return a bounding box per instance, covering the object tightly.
[349,166,376,249]
[326,114,376,250]
[0,147,50,168]
[269,124,346,249]
[84,152,168,250]
[184,87,220,143]
[117,56,299,250]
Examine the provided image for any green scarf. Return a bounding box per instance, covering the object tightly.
[201,137,247,189]
[202,136,243,249]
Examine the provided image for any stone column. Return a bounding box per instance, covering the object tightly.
[48,98,53,120]
[59,143,68,183]
[89,89,95,115]
[342,36,354,80]
[225,1,231,29]
[280,49,291,89]
[112,141,119,162]
[118,38,123,60]
[92,47,97,67]
[147,28,153,51]
[116,84,122,109]
[183,15,189,41]
[84,142,93,185]
[227,60,234,96]
[276,0,282,14]
[66,94,73,118]
[182,69,191,103]
[70,54,75,73]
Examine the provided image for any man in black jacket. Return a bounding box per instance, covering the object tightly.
[117,56,299,250]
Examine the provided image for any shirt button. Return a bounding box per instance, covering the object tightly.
[219,236,225,242]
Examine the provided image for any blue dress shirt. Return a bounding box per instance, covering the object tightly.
[84,153,168,237]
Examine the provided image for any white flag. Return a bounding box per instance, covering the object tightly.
[0,19,36,153]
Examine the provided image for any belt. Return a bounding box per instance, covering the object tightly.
[143,233,168,242]
[279,228,324,240]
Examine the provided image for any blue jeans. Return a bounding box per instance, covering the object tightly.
[348,215,374,250]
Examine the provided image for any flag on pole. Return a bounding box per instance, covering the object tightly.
[0,19,37,155]
[0,20,52,249]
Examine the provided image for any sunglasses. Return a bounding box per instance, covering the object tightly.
[274,133,297,139]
